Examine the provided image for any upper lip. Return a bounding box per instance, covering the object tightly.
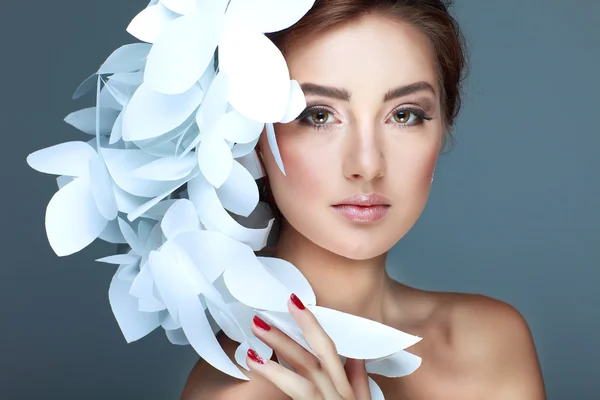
[334,193,391,206]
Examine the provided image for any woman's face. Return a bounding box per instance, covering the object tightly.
[259,14,443,260]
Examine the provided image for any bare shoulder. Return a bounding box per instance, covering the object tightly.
[439,292,546,399]
[180,332,289,400]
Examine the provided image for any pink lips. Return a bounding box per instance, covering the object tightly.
[332,193,391,223]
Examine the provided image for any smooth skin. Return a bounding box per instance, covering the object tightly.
[182,14,545,400]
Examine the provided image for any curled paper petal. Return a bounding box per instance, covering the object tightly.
[108,265,161,342]
[217,110,264,144]
[188,175,273,250]
[27,141,96,177]
[73,73,97,99]
[219,27,290,122]
[216,160,259,217]
[196,71,230,133]
[96,254,140,265]
[225,0,315,34]
[64,107,120,136]
[122,83,203,141]
[311,306,422,359]
[197,135,233,188]
[366,350,422,378]
[280,80,307,124]
[45,177,108,256]
[148,250,248,380]
[160,199,202,239]
[258,257,316,306]
[98,43,152,74]
[126,3,179,43]
[132,153,197,181]
[266,123,285,175]
[165,328,190,345]
[144,11,225,95]
[235,148,264,179]
[368,378,385,400]
[88,156,118,221]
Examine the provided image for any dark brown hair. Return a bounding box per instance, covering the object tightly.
[267,0,468,151]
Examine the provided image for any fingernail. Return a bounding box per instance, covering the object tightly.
[253,315,271,331]
[247,348,265,365]
[290,293,305,310]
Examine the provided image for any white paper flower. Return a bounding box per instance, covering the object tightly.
[27,1,424,398]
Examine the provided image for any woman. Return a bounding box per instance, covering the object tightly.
[182,1,545,398]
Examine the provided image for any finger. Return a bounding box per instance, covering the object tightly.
[344,358,371,400]
[246,348,323,400]
[251,315,341,400]
[288,293,355,399]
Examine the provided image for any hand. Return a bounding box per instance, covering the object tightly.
[246,293,372,400]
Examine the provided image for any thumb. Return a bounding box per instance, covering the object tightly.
[344,358,371,399]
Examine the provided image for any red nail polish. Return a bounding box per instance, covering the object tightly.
[253,315,271,331]
[290,293,305,310]
[247,348,264,364]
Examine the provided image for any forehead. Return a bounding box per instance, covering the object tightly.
[284,14,439,98]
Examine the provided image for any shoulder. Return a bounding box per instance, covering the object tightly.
[180,332,289,400]
[441,293,546,399]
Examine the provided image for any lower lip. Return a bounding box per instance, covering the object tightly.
[331,205,390,223]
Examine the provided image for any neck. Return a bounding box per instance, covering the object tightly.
[274,220,398,324]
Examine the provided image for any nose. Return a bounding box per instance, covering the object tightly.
[342,124,385,182]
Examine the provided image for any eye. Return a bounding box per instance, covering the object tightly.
[310,109,331,125]
[388,107,432,127]
[392,110,417,124]
[296,106,338,129]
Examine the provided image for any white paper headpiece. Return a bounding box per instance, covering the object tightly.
[26,1,422,397]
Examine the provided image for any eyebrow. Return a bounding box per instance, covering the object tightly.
[300,81,436,102]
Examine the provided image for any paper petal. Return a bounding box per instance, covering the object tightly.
[197,135,232,188]
[188,175,272,250]
[165,328,190,345]
[108,266,161,342]
[217,110,264,144]
[366,350,422,378]
[225,0,315,34]
[160,199,201,239]
[109,112,124,145]
[196,71,229,133]
[235,148,264,179]
[219,28,290,122]
[130,265,166,313]
[258,257,316,306]
[216,161,259,217]
[126,179,189,222]
[96,254,140,265]
[27,141,96,177]
[266,123,285,175]
[72,73,97,99]
[117,217,145,256]
[109,71,144,86]
[160,0,196,15]
[368,378,385,400]
[223,256,291,312]
[64,107,119,136]
[279,80,306,123]
[45,177,108,256]
[148,250,248,380]
[98,220,127,244]
[102,148,190,197]
[122,82,203,141]
[88,156,118,221]
[144,11,224,95]
[132,153,197,181]
[98,43,152,74]
[311,306,422,359]
[126,3,179,43]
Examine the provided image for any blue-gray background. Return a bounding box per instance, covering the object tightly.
[1,1,598,399]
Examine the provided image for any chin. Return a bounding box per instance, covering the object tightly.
[309,227,398,261]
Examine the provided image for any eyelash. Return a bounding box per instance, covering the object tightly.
[296,106,433,131]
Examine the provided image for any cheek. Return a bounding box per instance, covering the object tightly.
[266,130,334,207]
